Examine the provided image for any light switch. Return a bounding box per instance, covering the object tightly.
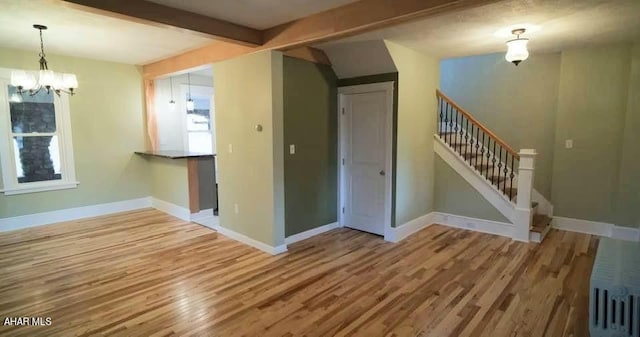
[289,144,296,154]
[228,144,233,153]
[565,140,573,149]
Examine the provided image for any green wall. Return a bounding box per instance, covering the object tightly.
[434,157,509,222]
[439,43,640,228]
[552,45,631,224]
[385,41,440,227]
[0,48,150,218]
[146,157,189,208]
[338,72,399,226]
[283,56,338,237]
[440,52,560,199]
[617,44,640,228]
[213,51,285,247]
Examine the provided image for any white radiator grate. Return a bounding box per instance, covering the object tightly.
[590,238,640,337]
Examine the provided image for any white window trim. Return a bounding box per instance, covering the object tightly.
[0,67,78,195]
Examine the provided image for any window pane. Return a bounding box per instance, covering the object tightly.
[8,85,56,133]
[188,132,212,154]
[186,96,210,132]
[13,135,62,183]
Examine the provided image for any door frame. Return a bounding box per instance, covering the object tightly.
[337,82,394,239]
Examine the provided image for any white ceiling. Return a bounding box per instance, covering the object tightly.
[191,67,213,78]
[322,40,396,79]
[317,0,640,59]
[147,0,360,30]
[0,0,215,65]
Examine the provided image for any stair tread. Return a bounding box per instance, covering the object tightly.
[531,214,552,233]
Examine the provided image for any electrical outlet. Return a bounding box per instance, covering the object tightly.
[565,139,573,149]
[234,203,239,214]
[228,144,233,153]
[289,144,295,154]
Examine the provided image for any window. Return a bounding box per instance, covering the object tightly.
[182,84,215,154]
[0,68,78,195]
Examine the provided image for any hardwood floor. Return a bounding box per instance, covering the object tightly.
[0,209,597,337]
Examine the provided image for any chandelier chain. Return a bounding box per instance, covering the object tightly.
[38,28,45,58]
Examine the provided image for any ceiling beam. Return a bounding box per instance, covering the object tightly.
[261,0,500,50]
[61,0,262,46]
[283,47,332,66]
[140,0,499,78]
[143,40,255,79]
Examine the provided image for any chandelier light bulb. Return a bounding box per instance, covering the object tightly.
[186,99,195,111]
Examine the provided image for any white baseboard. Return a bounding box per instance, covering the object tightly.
[191,208,214,220]
[552,216,613,237]
[553,216,640,242]
[386,213,434,243]
[433,212,515,239]
[285,222,339,245]
[387,212,516,243]
[210,223,287,255]
[191,209,218,230]
[151,198,190,221]
[0,195,288,254]
[0,197,152,232]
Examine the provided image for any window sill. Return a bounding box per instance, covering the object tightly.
[1,181,80,195]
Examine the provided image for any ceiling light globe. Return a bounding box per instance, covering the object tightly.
[62,73,78,89]
[39,70,55,87]
[505,38,529,66]
[11,70,27,88]
[186,99,195,111]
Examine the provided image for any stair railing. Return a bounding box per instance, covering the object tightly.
[435,89,537,241]
[436,89,520,200]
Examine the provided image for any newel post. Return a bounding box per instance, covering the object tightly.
[513,149,536,242]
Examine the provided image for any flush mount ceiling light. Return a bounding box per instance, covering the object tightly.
[505,28,529,66]
[186,73,194,111]
[11,24,78,96]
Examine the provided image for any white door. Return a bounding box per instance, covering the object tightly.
[341,90,389,236]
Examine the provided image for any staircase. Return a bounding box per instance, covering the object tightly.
[435,89,552,243]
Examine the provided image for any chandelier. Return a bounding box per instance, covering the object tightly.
[505,28,529,66]
[11,24,78,96]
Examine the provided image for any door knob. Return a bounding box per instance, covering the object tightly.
[379,170,385,176]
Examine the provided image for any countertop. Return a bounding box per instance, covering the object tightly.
[135,150,216,159]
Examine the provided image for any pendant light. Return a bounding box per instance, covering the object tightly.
[168,76,176,109]
[186,73,194,112]
[505,28,529,66]
[11,24,78,96]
